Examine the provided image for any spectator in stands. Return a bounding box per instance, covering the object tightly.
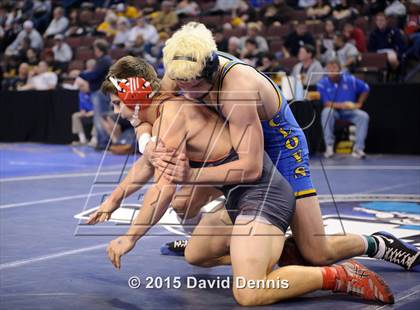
[112,17,131,48]
[71,76,94,145]
[318,19,336,62]
[4,62,29,91]
[239,22,269,53]
[18,61,58,91]
[79,39,112,150]
[24,48,39,67]
[307,0,332,20]
[260,0,295,26]
[52,34,73,72]
[142,0,160,15]
[240,38,263,66]
[65,8,89,37]
[331,0,358,21]
[31,0,52,33]
[385,0,407,17]
[44,6,69,39]
[151,1,179,32]
[214,27,229,52]
[176,0,201,17]
[292,44,324,86]
[298,0,317,9]
[368,12,406,69]
[5,20,43,56]
[227,36,241,58]
[334,34,360,70]
[128,17,159,49]
[97,10,118,37]
[317,59,370,159]
[284,22,316,57]
[115,2,140,19]
[210,0,244,15]
[343,22,367,53]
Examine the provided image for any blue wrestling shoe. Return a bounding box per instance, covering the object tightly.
[371,231,420,271]
[160,239,188,256]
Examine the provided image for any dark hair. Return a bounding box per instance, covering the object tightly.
[301,44,315,58]
[245,38,258,47]
[93,39,109,54]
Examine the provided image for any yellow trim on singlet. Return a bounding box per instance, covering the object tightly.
[294,188,317,198]
[216,53,283,113]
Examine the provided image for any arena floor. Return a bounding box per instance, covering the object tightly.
[1,143,419,309]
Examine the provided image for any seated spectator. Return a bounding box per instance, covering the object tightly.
[368,12,406,69]
[307,0,332,20]
[112,17,131,48]
[176,0,201,17]
[5,20,43,56]
[101,115,136,155]
[227,36,241,58]
[128,17,159,49]
[317,59,370,159]
[331,0,358,21]
[24,48,39,67]
[318,19,336,62]
[4,62,29,91]
[52,34,73,72]
[334,34,360,70]
[239,22,269,54]
[71,76,94,145]
[65,8,90,37]
[18,61,58,91]
[284,22,316,57]
[343,22,367,52]
[298,0,317,9]
[79,39,112,150]
[257,52,284,84]
[385,0,407,17]
[210,0,244,15]
[127,34,146,58]
[240,38,263,66]
[260,0,295,26]
[115,3,140,19]
[214,27,229,52]
[97,11,118,37]
[150,1,179,32]
[292,44,324,86]
[44,6,69,39]
[142,0,160,15]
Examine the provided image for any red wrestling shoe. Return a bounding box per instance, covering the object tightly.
[333,259,394,304]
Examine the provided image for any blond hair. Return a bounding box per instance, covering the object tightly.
[163,22,217,80]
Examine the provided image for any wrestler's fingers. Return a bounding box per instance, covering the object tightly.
[115,254,121,270]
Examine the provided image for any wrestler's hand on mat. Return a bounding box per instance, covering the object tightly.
[155,152,190,183]
[107,236,136,269]
[86,199,120,225]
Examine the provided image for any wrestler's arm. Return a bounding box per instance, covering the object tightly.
[126,104,187,240]
[107,103,187,269]
[188,72,264,184]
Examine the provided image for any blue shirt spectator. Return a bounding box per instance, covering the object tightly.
[79,54,112,92]
[79,91,93,111]
[317,59,370,159]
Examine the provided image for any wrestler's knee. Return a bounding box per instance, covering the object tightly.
[184,244,207,267]
[232,285,264,306]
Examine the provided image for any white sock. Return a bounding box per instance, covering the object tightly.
[78,133,87,144]
[373,236,386,259]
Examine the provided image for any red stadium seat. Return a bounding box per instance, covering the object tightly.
[223,27,247,37]
[198,15,222,27]
[66,37,83,48]
[76,47,94,61]
[270,40,283,53]
[356,53,388,82]
[110,48,127,60]
[278,57,299,73]
[306,22,324,37]
[68,60,85,72]
[265,25,290,40]
[289,11,307,22]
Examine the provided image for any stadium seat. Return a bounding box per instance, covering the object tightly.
[68,60,85,72]
[76,47,94,61]
[356,53,388,82]
[66,37,83,48]
[198,15,222,27]
[289,11,307,22]
[265,25,290,40]
[110,48,127,60]
[278,57,299,73]
[223,27,247,37]
[270,40,283,53]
